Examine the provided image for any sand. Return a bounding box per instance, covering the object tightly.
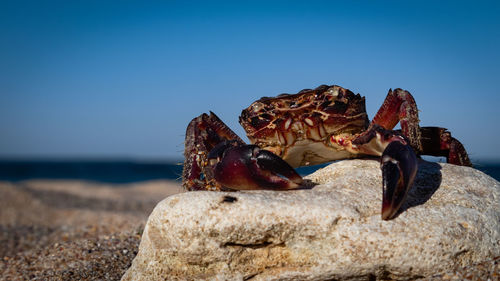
[0,180,498,280]
[0,180,183,280]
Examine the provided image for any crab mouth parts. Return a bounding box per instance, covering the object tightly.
[272,140,354,167]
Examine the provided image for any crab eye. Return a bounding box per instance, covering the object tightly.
[261,113,272,120]
[250,116,270,129]
[251,102,265,112]
[323,102,348,114]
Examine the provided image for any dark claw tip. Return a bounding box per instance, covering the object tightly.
[381,141,418,220]
[255,149,303,186]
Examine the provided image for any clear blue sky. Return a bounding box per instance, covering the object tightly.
[1,0,499,161]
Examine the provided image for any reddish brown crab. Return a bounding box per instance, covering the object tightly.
[183,84,471,220]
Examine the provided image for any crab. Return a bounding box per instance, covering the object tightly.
[182,84,471,220]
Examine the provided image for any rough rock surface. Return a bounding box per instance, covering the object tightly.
[122,159,500,280]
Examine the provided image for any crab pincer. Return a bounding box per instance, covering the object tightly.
[380,140,418,220]
[208,141,303,190]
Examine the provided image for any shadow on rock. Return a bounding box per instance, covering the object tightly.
[394,160,443,218]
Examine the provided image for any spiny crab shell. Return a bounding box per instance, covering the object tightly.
[240,85,369,167]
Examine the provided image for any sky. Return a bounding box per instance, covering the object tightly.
[1,0,499,162]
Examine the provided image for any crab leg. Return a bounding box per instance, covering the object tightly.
[183,111,303,191]
[353,89,419,218]
[183,112,244,191]
[371,88,422,152]
[352,125,418,220]
[417,127,472,166]
[371,89,472,167]
[365,89,471,219]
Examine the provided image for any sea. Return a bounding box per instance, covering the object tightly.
[0,160,499,184]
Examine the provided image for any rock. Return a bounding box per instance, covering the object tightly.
[121,159,500,280]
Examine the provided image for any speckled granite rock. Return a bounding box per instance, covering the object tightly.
[122,159,500,281]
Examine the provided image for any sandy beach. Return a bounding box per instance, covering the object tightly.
[0,180,183,280]
[1,179,498,280]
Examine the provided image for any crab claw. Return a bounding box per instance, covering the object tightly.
[380,140,418,220]
[209,141,303,190]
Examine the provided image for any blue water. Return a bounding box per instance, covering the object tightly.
[0,160,184,183]
[0,160,499,184]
